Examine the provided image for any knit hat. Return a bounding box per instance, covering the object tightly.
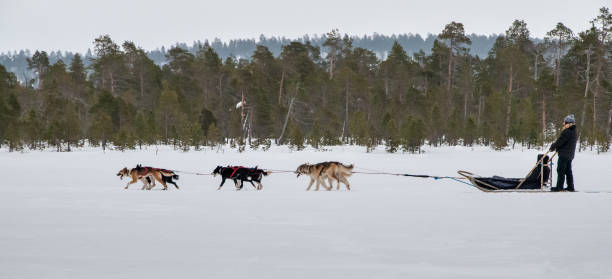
[564,114,575,124]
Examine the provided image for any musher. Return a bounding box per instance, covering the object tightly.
[549,114,578,192]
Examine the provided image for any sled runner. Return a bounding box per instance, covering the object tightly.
[458,153,556,192]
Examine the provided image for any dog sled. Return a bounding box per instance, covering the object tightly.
[458,153,556,192]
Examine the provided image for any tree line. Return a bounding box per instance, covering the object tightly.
[0,7,609,153]
[1,33,501,84]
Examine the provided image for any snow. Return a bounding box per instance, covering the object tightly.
[1,145,611,279]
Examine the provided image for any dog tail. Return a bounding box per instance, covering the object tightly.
[339,163,354,176]
[341,163,354,170]
[160,171,177,178]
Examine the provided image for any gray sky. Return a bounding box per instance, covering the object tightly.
[0,0,608,54]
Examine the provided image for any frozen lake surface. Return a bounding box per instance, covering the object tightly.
[1,145,611,278]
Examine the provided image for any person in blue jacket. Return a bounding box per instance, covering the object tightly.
[549,114,578,192]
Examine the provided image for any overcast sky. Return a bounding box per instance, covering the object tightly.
[0,0,608,54]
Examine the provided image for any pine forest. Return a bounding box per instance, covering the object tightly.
[0,7,610,153]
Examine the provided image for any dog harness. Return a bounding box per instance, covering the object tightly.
[135,166,172,179]
[229,166,245,178]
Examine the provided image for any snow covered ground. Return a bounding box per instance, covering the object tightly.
[1,145,611,279]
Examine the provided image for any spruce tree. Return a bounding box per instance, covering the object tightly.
[69,53,87,84]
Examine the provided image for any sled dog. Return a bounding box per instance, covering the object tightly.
[117,165,179,190]
[212,166,269,190]
[295,161,354,191]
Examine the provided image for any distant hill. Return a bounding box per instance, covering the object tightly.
[1,33,502,83]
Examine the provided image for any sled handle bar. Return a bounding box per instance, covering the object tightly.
[457,170,475,178]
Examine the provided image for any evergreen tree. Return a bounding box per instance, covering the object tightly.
[23,110,43,149]
[207,123,223,147]
[92,35,125,96]
[26,50,49,89]
[69,53,87,84]
[438,21,472,91]
[323,28,342,79]
[3,93,21,150]
[134,112,146,148]
[545,23,574,88]
[384,118,399,153]
[89,92,120,149]
[288,122,305,151]
[158,84,180,142]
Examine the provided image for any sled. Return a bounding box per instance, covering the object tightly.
[458,152,557,192]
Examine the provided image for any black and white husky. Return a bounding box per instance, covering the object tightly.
[212,166,269,190]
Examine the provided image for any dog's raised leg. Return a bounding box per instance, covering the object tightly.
[339,176,351,190]
[140,178,149,190]
[239,179,251,190]
[125,177,138,189]
[319,178,331,191]
[153,173,167,190]
[148,177,156,190]
[245,179,256,190]
[218,177,226,190]
[329,177,337,190]
[141,176,154,190]
[306,178,315,191]
[315,178,323,191]
[167,179,179,189]
[325,177,336,191]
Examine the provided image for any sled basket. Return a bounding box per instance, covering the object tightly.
[458,153,555,192]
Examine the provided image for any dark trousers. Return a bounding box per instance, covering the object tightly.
[556,156,574,190]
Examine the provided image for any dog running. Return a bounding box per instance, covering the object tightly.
[117,164,179,190]
[212,166,269,190]
[295,161,354,191]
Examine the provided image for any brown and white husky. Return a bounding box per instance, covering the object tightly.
[295,161,354,191]
[117,165,179,190]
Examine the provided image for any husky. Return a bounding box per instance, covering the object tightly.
[117,165,179,190]
[295,161,354,191]
[212,166,269,191]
